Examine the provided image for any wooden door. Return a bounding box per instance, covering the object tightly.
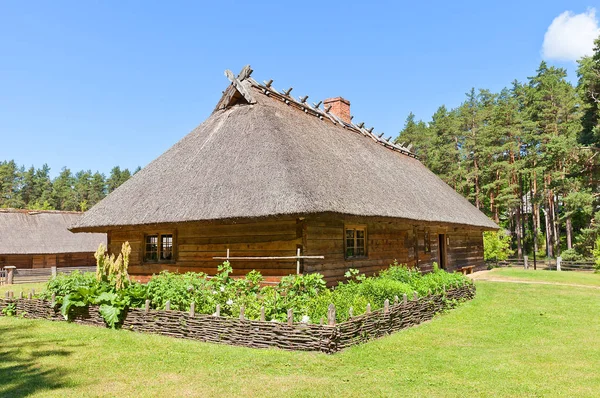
[438,234,447,270]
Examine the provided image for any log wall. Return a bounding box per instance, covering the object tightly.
[105,215,486,284]
[0,253,96,269]
[303,215,485,284]
[108,218,302,280]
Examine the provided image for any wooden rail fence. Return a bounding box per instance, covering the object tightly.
[0,284,475,353]
[487,258,596,271]
[0,266,96,285]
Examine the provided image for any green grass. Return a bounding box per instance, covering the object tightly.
[0,282,47,297]
[2,275,600,397]
[486,267,600,287]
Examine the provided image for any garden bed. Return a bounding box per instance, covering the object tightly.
[0,284,474,353]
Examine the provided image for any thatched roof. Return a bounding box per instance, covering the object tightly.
[0,209,106,254]
[72,66,497,231]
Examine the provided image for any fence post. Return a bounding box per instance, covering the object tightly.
[296,247,301,275]
[403,293,408,304]
[260,306,265,322]
[240,305,245,320]
[5,266,16,285]
[144,299,150,314]
[413,292,418,301]
[524,256,528,270]
[384,299,390,314]
[348,306,353,318]
[51,266,57,277]
[556,256,562,272]
[215,304,221,317]
[366,303,371,313]
[287,308,293,325]
[189,302,195,317]
[327,304,336,326]
[165,300,171,311]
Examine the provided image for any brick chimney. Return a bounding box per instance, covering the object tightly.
[323,97,351,124]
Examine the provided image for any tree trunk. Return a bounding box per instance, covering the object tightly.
[551,193,560,256]
[566,216,573,249]
[516,207,523,259]
[474,157,480,209]
[544,204,553,258]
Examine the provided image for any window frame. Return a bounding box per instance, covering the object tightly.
[344,225,368,259]
[143,232,176,263]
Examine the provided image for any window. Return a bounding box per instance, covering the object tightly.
[145,235,158,261]
[145,233,175,262]
[345,226,367,258]
[161,234,173,260]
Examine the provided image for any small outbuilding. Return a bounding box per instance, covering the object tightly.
[0,209,106,269]
[71,66,497,284]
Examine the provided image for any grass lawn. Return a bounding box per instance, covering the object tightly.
[2,276,600,397]
[481,267,600,287]
[0,282,47,297]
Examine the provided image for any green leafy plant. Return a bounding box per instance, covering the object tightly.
[55,242,139,328]
[2,303,17,317]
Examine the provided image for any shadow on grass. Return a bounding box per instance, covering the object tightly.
[0,320,75,397]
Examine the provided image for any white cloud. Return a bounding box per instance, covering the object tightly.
[542,8,600,62]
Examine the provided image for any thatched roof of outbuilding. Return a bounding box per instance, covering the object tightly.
[72,66,498,231]
[0,209,106,254]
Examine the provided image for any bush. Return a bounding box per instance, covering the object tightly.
[358,278,414,307]
[560,248,586,263]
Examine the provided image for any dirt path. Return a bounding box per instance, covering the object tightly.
[468,270,600,290]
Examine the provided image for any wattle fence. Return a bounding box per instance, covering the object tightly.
[0,284,475,353]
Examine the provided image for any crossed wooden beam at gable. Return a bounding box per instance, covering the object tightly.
[214,65,256,111]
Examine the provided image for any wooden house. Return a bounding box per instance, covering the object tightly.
[0,209,106,269]
[71,66,497,284]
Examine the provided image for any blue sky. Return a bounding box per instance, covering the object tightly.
[0,1,597,177]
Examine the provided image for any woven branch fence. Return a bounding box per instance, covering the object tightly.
[0,284,475,354]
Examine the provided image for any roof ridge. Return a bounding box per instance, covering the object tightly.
[227,65,417,159]
[0,208,83,215]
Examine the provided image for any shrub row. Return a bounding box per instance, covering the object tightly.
[39,260,471,327]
